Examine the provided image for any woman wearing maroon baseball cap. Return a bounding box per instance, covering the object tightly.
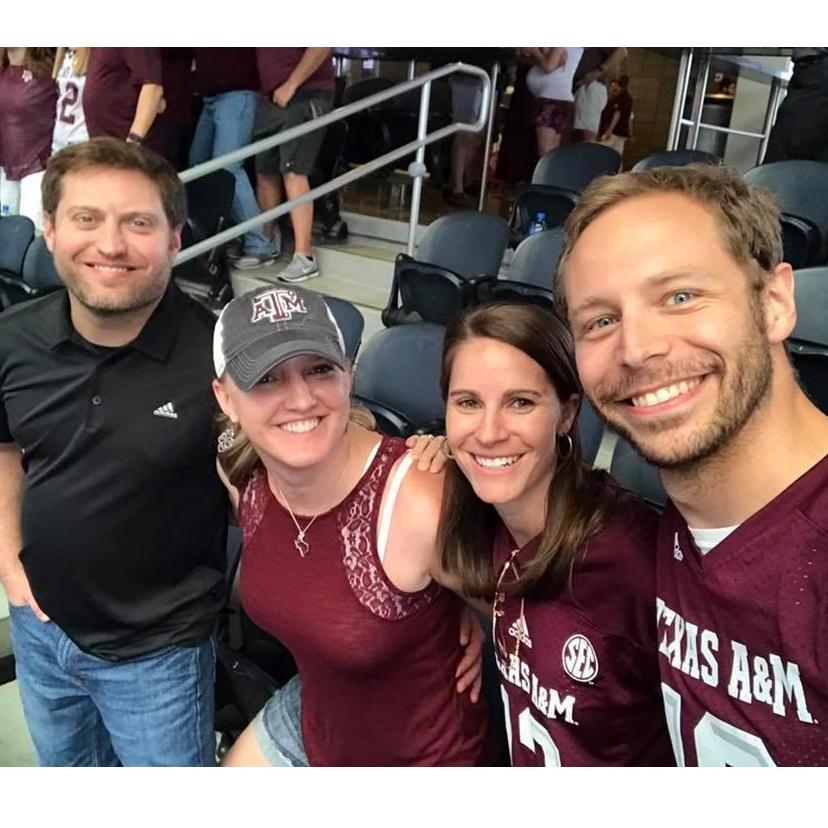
[211,285,494,767]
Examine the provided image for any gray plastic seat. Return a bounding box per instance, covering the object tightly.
[532,143,622,192]
[0,215,35,278]
[790,266,828,414]
[744,161,828,263]
[352,323,446,436]
[609,438,667,510]
[507,227,565,289]
[632,149,718,172]
[416,210,510,280]
[321,295,364,363]
[22,235,63,292]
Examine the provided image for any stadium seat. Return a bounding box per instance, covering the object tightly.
[609,437,668,510]
[352,323,446,437]
[744,161,828,265]
[383,211,510,327]
[631,149,718,172]
[0,214,35,278]
[322,295,365,362]
[475,278,555,312]
[22,235,63,293]
[576,398,605,467]
[505,227,565,289]
[510,144,622,242]
[790,266,828,414]
[175,169,236,303]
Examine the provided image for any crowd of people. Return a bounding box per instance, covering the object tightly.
[0,47,334,283]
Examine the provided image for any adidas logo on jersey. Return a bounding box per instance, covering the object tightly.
[508,616,533,649]
[153,402,178,419]
[673,531,684,561]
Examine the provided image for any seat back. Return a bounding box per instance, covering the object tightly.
[507,227,565,288]
[790,266,828,414]
[477,278,555,312]
[22,235,63,292]
[609,438,667,510]
[576,398,605,467]
[182,169,236,248]
[416,211,510,281]
[353,323,446,435]
[511,185,579,240]
[0,215,35,278]
[744,161,828,262]
[631,149,718,172]
[321,295,365,362]
[780,214,822,269]
[531,143,622,192]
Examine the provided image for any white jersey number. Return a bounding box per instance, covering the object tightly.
[501,687,562,766]
[662,684,776,766]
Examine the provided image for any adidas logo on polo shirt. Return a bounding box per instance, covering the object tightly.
[153,402,178,419]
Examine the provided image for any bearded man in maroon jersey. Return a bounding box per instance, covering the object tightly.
[558,163,828,766]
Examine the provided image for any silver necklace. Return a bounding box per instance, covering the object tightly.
[273,446,351,558]
[275,489,320,558]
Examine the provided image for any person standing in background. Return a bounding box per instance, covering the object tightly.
[572,48,626,142]
[0,48,56,230]
[599,76,633,160]
[83,48,165,154]
[51,48,90,155]
[189,48,275,267]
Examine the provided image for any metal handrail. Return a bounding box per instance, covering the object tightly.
[176,62,491,265]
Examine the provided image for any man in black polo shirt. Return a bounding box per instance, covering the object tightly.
[0,138,227,766]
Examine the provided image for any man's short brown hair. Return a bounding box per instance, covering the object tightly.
[555,163,783,316]
[42,137,187,228]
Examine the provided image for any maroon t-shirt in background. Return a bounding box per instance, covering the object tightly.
[493,496,675,766]
[84,48,163,145]
[192,48,259,97]
[255,48,334,97]
[657,454,828,766]
[238,436,491,766]
[0,66,57,179]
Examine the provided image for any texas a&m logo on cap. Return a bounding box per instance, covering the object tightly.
[250,288,308,324]
[562,634,599,683]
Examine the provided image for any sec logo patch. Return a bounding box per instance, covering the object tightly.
[562,634,599,683]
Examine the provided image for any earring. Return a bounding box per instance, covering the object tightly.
[557,432,573,460]
[440,438,455,460]
[217,423,237,454]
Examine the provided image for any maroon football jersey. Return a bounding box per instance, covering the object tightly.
[255,48,334,97]
[493,496,675,766]
[0,66,56,180]
[238,436,491,766]
[657,454,828,766]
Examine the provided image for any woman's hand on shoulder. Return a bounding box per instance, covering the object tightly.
[405,433,451,473]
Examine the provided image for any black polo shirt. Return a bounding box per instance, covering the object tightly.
[0,285,227,661]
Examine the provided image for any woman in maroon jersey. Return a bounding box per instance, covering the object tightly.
[437,302,675,766]
[0,48,56,229]
[210,284,492,766]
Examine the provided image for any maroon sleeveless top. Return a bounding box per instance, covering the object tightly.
[238,436,490,766]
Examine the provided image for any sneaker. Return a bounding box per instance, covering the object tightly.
[276,253,319,283]
[230,252,276,270]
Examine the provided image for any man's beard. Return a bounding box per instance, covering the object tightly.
[590,325,774,472]
[62,266,170,317]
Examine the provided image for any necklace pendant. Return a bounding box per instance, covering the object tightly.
[294,534,309,558]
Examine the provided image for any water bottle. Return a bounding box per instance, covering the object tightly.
[527,211,547,236]
[0,205,9,218]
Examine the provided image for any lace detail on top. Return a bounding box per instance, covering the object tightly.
[239,466,270,547]
[340,441,438,621]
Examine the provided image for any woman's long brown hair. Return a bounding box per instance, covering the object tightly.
[437,303,624,601]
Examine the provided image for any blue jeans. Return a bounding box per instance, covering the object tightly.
[188,89,274,256]
[9,603,216,766]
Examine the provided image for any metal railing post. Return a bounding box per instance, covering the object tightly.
[689,50,711,150]
[757,77,783,164]
[477,62,499,212]
[407,60,416,81]
[667,48,693,150]
[406,80,432,256]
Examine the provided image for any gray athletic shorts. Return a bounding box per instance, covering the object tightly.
[251,674,309,766]
[253,91,334,176]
